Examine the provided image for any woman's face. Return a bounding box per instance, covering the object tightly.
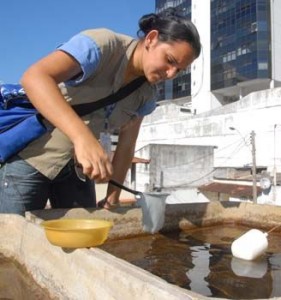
[141,30,196,84]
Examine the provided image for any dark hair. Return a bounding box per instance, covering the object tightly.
[138,8,201,58]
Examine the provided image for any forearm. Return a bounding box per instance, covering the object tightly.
[105,117,143,204]
[106,142,136,202]
[21,58,93,146]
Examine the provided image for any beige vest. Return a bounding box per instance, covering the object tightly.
[19,29,155,179]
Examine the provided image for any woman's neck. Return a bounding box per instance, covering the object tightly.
[123,41,144,84]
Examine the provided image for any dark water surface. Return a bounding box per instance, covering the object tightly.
[100,225,281,299]
[0,253,54,300]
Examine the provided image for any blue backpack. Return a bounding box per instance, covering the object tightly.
[0,84,48,163]
[0,78,146,163]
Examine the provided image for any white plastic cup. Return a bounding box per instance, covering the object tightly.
[231,229,268,261]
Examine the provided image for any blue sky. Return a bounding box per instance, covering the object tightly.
[0,1,155,83]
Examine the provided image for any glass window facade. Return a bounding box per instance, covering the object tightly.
[155,0,272,100]
[211,0,271,90]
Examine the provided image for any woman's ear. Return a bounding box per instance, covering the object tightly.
[145,30,159,50]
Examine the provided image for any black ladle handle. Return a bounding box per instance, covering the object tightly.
[109,179,142,196]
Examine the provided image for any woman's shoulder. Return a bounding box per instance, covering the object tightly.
[81,28,134,47]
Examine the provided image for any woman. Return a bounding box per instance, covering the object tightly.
[0,9,201,214]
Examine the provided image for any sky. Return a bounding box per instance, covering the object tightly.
[0,0,155,83]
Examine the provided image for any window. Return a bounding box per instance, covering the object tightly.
[258,62,268,70]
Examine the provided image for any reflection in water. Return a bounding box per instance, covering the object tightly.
[269,253,281,296]
[100,225,281,299]
[186,244,211,296]
[231,257,267,278]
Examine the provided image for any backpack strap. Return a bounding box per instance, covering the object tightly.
[72,76,146,116]
[0,76,147,115]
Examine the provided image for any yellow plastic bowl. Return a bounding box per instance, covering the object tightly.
[41,219,113,248]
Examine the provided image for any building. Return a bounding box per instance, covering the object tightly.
[132,1,281,205]
[155,0,281,114]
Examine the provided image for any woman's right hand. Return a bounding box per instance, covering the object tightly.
[74,133,113,182]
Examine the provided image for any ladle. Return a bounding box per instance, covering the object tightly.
[109,179,141,196]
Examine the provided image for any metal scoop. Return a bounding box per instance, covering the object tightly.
[109,180,169,234]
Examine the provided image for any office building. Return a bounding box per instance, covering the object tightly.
[155,0,281,113]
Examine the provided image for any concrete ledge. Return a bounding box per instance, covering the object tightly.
[2,201,281,299]
[0,214,204,300]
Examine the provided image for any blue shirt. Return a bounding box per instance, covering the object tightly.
[58,33,156,117]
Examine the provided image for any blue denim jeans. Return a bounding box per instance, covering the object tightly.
[0,156,96,215]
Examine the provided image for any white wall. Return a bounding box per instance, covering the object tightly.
[137,87,281,176]
[191,0,218,114]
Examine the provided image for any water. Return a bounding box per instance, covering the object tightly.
[0,253,54,300]
[100,224,281,299]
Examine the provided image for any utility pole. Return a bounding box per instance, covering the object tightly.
[229,127,258,203]
[250,131,257,203]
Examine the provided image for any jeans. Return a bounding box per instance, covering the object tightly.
[0,156,96,215]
